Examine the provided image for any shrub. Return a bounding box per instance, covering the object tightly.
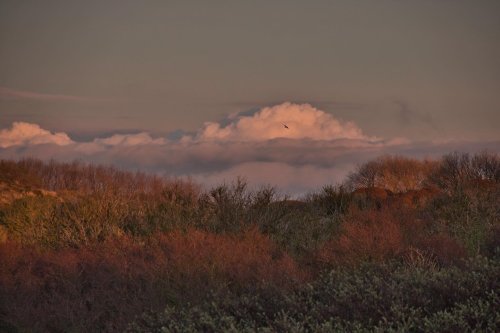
[346,155,437,193]
[412,233,467,267]
[0,159,42,190]
[428,152,500,194]
[197,178,253,233]
[317,209,405,267]
[307,185,353,216]
[0,196,59,247]
[127,256,500,332]
[196,179,287,235]
[428,186,499,255]
[0,228,306,332]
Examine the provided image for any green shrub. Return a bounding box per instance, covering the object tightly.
[428,152,500,194]
[428,187,499,255]
[307,185,353,216]
[127,256,500,332]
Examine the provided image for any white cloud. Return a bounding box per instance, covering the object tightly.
[0,122,74,148]
[93,132,166,146]
[188,102,375,142]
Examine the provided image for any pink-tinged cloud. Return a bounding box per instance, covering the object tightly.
[94,133,166,146]
[0,86,113,102]
[0,122,74,148]
[188,102,375,142]
[75,133,167,154]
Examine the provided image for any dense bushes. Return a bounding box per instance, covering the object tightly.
[0,229,305,332]
[127,255,500,332]
[0,152,499,332]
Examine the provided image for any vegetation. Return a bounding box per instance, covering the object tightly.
[0,152,499,332]
[128,256,500,333]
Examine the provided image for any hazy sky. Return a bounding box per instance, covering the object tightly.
[1,1,499,193]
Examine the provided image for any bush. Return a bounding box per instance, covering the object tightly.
[127,256,500,332]
[315,209,406,267]
[0,196,59,247]
[428,186,499,255]
[307,185,353,216]
[346,155,437,193]
[428,152,500,194]
[0,228,306,332]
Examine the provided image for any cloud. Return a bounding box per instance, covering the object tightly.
[188,102,374,142]
[193,162,355,195]
[0,86,113,103]
[0,122,74,148]
[94,133,166,146]
[1,103,499,195]
[74,132,167,154]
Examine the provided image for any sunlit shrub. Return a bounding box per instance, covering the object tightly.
[153,227,306,287]
[316,209,406,267]
[1,196,59,247]
[346,155,438,192]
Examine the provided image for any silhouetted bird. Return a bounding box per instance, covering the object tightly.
[282,123,289,129]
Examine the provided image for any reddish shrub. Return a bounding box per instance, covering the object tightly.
[347,155,438,192]
[315,209,406,267]
[413,234,467,266]
[351,187,392,210]
[387,187,441,209]
[0,229,306,332]
[153,227,306,287]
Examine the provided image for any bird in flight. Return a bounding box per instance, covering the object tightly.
[282,123,289,129]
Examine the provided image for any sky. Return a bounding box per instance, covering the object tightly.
[1,1,499,194]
